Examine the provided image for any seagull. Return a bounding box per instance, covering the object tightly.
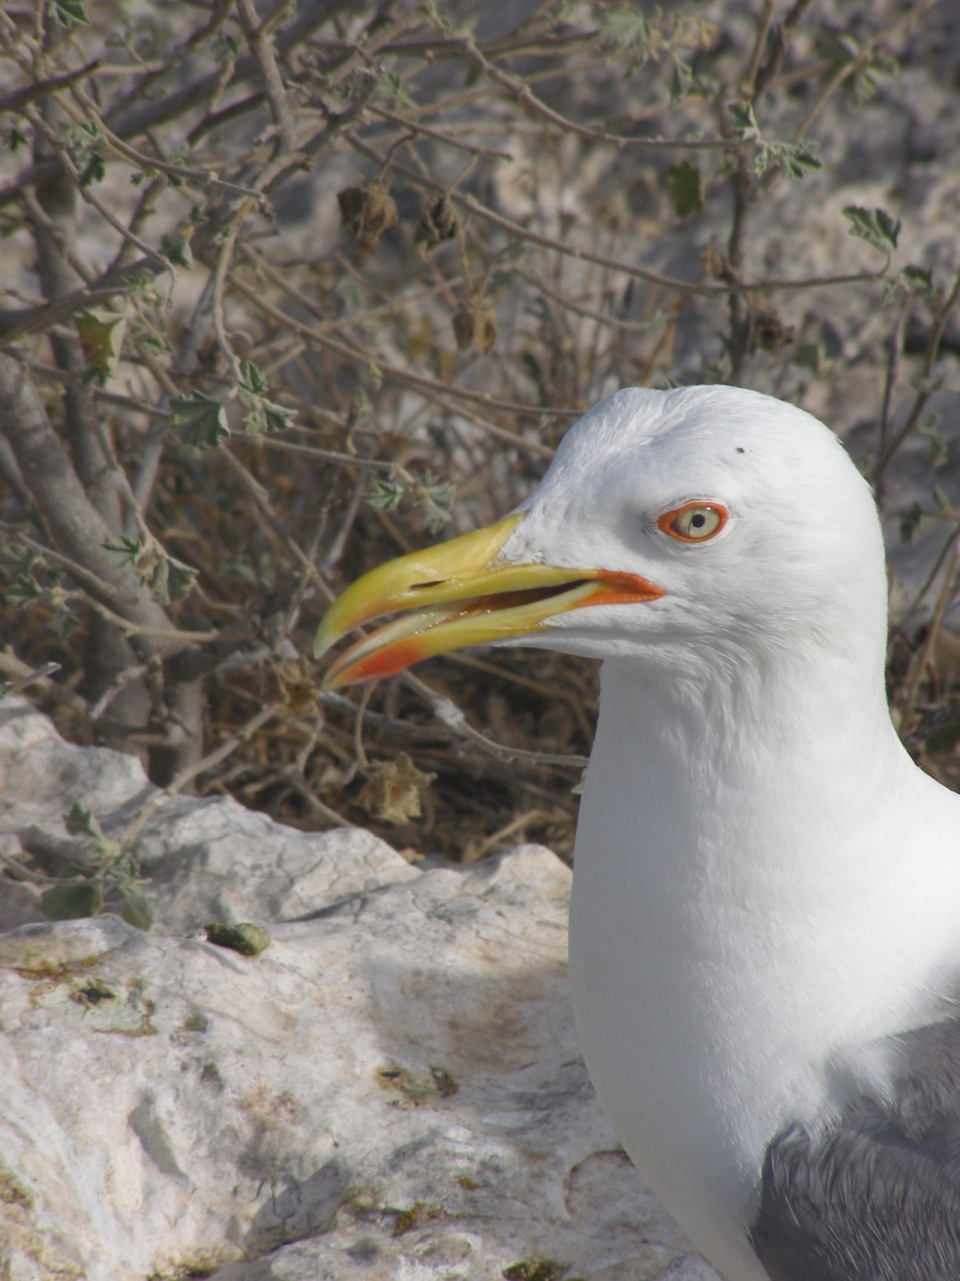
[315,385,960,1281]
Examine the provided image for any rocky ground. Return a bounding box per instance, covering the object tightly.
[0,695,719,1281]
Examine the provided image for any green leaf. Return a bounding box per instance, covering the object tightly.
[842,205,901,254]
[159,555,198,604]
[76,309,126,379]
[239,364,296,437]
[102,534,195,604]
[776,140,822,180]
[65,800,103,839]
[421,0,452,34]
[5,574,45,609]
[47,0,88,24]
[416,472,456,534]
[366,477,405,513]
[241,396,297,437]
[239,361,269,397]
[78,152,105,188]
[159,232,193,269]
[40,882,103,921]
[600,5,650,51]
[262,400,297,433]
[120,891,153,931]
[666,161,702,218]
[669,57,697,103]
[102,534,146,571]
[376,71,415,109]
[5,125,28,153]
[138,329,173,356]
[886,264,937,308]
[170,391,230,450]
[0,544,40,580]
[204,922,271,956]
[727,101,759,141]
[899,264,933,294]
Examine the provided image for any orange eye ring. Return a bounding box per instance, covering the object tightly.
[657,501,728,543]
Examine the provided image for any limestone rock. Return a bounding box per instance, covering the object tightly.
[0,699,719,1280]
[0,697,420,935]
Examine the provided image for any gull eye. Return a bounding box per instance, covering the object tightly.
[657,502,727,543]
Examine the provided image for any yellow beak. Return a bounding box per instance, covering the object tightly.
[315,512,663,689]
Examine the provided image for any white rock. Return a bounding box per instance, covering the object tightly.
[0,699,718,1280]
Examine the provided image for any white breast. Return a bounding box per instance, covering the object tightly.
[570,656,960,1281]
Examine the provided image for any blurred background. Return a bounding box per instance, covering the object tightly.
[1,0,958,899]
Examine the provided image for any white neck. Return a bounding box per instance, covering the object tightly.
[569,643,960,1279]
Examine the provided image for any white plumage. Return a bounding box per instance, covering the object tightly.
[510,388,960,1277]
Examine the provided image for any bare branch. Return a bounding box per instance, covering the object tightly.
[0,59,101,114]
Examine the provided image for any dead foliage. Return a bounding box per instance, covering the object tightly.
[0,0,958,915]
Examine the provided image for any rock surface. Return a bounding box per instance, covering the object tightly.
[0,698,719,1281]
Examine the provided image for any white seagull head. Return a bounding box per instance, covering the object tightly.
[315,385,887,692]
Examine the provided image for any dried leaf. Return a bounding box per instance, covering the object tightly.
[752,309,795,353]
[337,181,398,262]
[452,308,475,351]
[475,307,498,355]
[268,656,319,715]
[359,753,436,825]
[452,304,497,353]
[414,195,461,257]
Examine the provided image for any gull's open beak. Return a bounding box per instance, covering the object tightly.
[315,512,663,689]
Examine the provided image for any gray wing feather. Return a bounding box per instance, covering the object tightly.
[750,1016,960,1281]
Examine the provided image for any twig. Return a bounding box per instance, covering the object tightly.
[400,671,589,769]
[118,704,280,849]
[893,523,960,636]
[0,661,61,700]
[236,0,297,152]
[59,587,217,645]
[476,808,555,857]
[219,443,336,602]
[741,0,776,96]
[875,263,960,491]
[353,682,374,770]
[0,651,88,715]
[791,0,942,143]
[259,435,399,472]
[88,664,150,721]
[901,542,960,719]
[0,60,101,114]
[461,37,729,152]
[228,264,578,422]
[0,520,118,598]
[277,764,354,827]
[348,134,888,298]
[66,86,268,202]
[876,295,909,500]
